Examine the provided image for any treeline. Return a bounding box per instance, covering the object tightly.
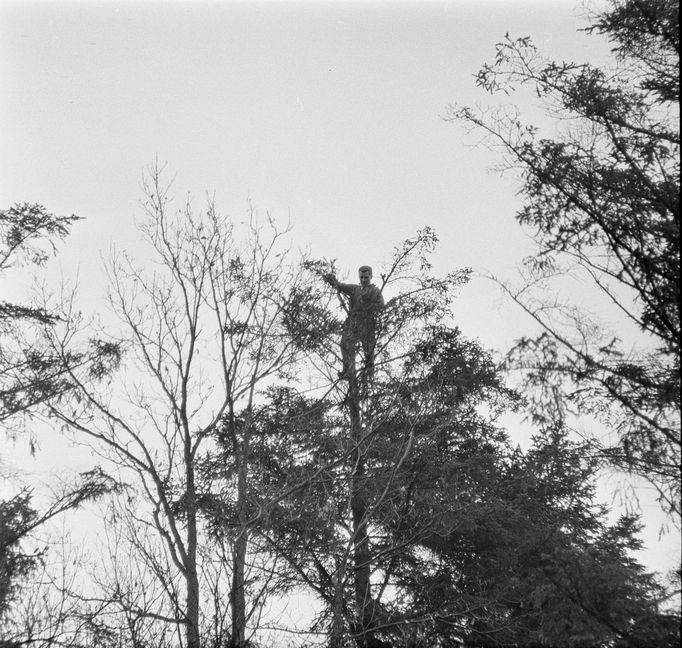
[1,1,679,647]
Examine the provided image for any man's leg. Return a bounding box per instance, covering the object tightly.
[340,325,357,379]
[362,329,376,378]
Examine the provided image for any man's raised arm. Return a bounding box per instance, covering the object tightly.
[323,273,355,296]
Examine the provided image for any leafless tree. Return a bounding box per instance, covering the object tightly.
[36,163,314,647]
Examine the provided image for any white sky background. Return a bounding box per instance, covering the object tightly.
[1,0,678,598]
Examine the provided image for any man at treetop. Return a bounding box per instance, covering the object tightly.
[323,265,385,380]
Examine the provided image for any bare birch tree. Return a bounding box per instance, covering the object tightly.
[37,164,313,647]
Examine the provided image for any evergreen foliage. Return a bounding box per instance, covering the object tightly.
[448,0,680,517]
[200,227,676,647]
[0,204,121,636]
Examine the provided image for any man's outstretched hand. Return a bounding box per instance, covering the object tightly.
[323,273,337,287]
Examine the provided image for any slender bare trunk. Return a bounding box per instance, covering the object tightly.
[348,376,373,648]
[231,527,248,646]
[231,503,248,647]
[186,556,201,648]
[230,417,250,647]
[329,561,347,648]
[185,440,201,648]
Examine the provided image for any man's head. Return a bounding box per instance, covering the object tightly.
[358,265,373,286]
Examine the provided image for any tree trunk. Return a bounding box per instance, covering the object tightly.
[329,563,347,648]
[231,528,248,646]
[185,445,201,648]
[348,375,373,648]
[230,417,251,647]
[186,560,201,648]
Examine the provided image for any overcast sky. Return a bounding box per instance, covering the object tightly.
[1,0,678,578]
[1,0,608,342]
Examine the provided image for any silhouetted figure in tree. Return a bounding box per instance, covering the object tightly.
[324,265,384,380]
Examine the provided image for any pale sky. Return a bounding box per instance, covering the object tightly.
[1,0,602,345]
[1,0,678,582]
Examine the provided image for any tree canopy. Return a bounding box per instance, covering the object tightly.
[0,204,121,632]
[448,0,680,517]
[2,2,680,645]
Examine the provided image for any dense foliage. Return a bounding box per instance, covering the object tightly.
[2,4,679,643]
[198,229,676,647]
[0,204,121,639]
[0,204,81,623]
[448,0,680,516]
